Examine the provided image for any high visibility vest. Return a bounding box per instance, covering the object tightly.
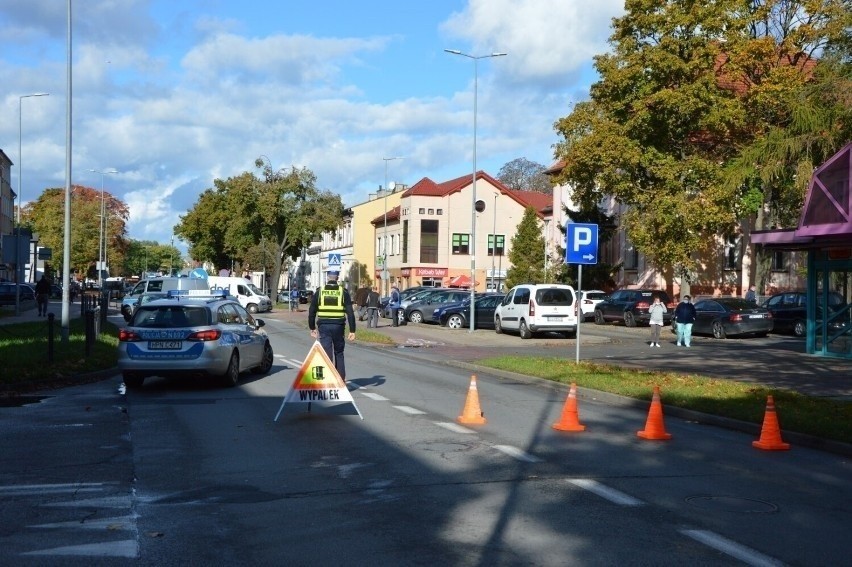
[317,285,345,320]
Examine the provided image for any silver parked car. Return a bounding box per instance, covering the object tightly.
[118,290,273,389]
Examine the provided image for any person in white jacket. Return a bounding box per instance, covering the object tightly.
[648,295,667,347]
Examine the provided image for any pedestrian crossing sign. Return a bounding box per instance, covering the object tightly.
[273,341,363,421]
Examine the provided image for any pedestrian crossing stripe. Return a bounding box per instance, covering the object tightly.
[273,341,363,421]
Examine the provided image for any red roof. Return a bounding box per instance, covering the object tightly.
[371,205,401,226]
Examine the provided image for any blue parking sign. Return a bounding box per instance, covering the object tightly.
[565,224,598,265]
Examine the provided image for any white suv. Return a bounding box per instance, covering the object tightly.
[494,284,578,339]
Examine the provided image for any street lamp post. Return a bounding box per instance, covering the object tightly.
[444,49,506,332]
[89,168,117,288]
[544,218,550,282]
[382,156,403,297]
[14,92,50,316]
[491,192,498,291]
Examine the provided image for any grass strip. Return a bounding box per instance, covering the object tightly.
[476,355,852,444]
[0,318,119,387]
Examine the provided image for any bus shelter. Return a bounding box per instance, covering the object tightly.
[752,142,852,359]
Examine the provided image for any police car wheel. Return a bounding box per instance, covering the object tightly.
[221,351,240,387]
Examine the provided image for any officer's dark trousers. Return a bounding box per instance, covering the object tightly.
[317,320,347,380]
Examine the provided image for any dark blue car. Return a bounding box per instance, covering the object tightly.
[434,294,505,329]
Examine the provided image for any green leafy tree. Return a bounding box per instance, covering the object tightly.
[505,207,545,288]
[175,159,345,291]
[123,239,181,277]
[497,158,553,194]
[24,185,129,279]
[553,0,850,285]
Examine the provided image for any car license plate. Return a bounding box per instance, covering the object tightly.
[546,316,564,322]
[750,314,765,319]
[149,340,182,350]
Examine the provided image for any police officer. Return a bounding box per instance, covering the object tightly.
[308,270,356,382]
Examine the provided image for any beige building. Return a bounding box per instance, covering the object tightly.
[352,171,552,293]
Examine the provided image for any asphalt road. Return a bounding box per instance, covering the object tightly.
[1,315,851,565]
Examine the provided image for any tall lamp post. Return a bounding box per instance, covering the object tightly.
[491,192,498,291]
[14,92,50,316]
[89,168,117,288]
[444,49,506,332]
[382,156,403,297]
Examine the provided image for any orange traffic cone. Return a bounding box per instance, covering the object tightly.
[752,395,790,450]
[458,375,486,425]
[637,385,672,440]
[552,383,586,431]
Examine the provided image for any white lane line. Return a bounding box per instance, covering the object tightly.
[393,405,426,415]
[681,529,784,567]
[360,392,388,401]
[434,422,477,434]
[0,482,110,494]
[20,540,139,558]
[275,356,303,367]
[45,495,133,508]
[493,445,542,463]
[567,479,644,507]
[30,515,136,530]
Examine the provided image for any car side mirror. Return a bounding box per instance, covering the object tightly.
[254,319,265,328]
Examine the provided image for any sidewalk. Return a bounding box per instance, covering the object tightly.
[0,298,111,326]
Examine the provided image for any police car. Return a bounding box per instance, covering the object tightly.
[118,290,273,389]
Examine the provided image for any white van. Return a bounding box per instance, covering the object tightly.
[494,283,578,339]
[121,276,210,322]
[207,276,272,313]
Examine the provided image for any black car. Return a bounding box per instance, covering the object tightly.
[0,283,36,305]
[437,294,505,330]
[404,289,472,324]
[594,289,674,327]
[762,291,848,337]
[675,297,774,339]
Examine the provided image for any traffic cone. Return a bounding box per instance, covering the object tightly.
[552,383,586,431]
[458,375,486,425]
[752,395,790,450]
[637,385,672,440]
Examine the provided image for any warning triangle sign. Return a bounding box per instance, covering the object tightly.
[273,341,363,421]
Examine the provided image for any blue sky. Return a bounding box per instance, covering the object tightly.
[1,0,624,253]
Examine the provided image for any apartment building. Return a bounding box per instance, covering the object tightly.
[312,170,552,294]
[0,149,15,281]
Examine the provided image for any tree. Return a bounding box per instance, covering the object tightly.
[505,207,545,288]
[552,0,851,282]
[174,159,345,293]
[497,158,553,194]
[123,239,181,277]
[24,185,129,280]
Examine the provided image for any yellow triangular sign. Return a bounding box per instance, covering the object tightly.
[273,341,363,421]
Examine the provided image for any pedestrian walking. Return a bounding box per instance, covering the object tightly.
[308,270,356,382]
[745,285,757,303]
[390,284,405,327]
[366,285,381,328]
[647,295,667,347]
[674,295,697,347]
[354,286,370,321]
[290,288,299,312]
[35,275,51,316]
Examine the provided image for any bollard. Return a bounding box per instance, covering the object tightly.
[85,308,95,356]
[47,313,55,362]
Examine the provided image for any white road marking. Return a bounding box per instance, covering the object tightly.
[45,495,133,508]
[434,422,477,434]
[275,356,303,367]
[493,445,542,463]
[567,479,644,507]
[21,540,139,558]
[360,392,388,401]
[30,515,136,530]
[0,482,112,495]
[680,529,784,567]
[393,405,426,415]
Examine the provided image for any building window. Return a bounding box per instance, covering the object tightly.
[624,240,639,269]
[452,233,470,255]
[437,209,443,215]
[771,251,787,271]
[488,235,505,256]
[420,220,439,263]
[428,209,434,215]
[725,235,740,270]
[419,208,426,215]
[402,220,409,263]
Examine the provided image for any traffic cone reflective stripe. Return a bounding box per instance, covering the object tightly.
[752,395,790,450]
[552,383,586,431]
[458,375,486,425]
[637,385,672,440]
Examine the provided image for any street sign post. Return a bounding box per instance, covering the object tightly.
[565,223,599,364]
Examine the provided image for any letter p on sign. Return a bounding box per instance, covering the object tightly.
[573,227,592,252]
